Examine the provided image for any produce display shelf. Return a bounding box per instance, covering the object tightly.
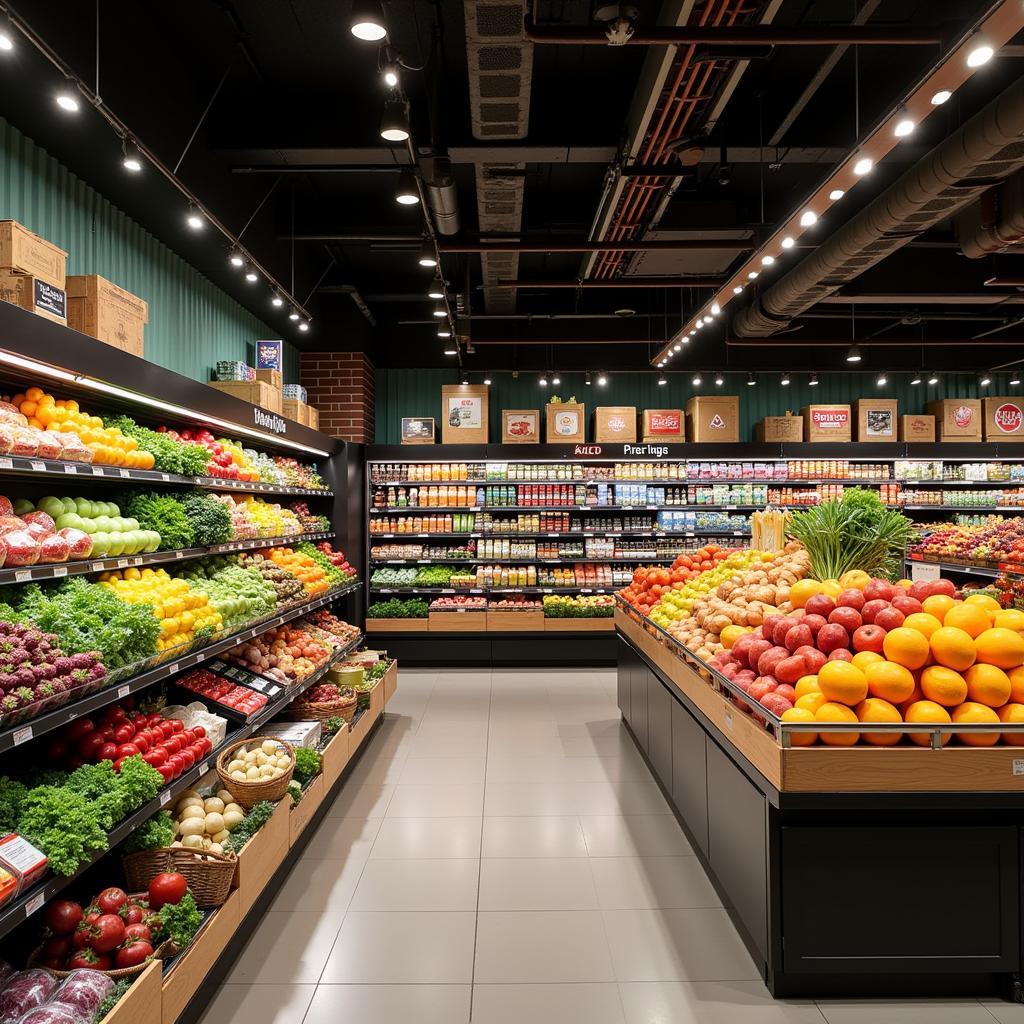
[371,503,764,513]
[370,556,680,565]
[0,579,361,755]
[0,454,333,497]
[369,585,619,594]
[371,529,750,539]
[905,555,1024,578]
[0,531,335,586]
[372,477,896,487]
[901,505,1024,511]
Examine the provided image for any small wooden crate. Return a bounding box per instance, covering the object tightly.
[66,274,148,357]
[321,724,350,789]
[428,610,487,631]
[307,406,320,431]
[441,384,489,443]
[209,379,284,414]
[98,960,161,1024]
[283,398,310,425]
[289,774,325,845]
[487,609,544,631]
[546,403,585,442]
[255,368,282,391]
[233,797,289,916]
[349,700,381,753]
[502,409,540,443]
[545,617,614,632]
[383,660,398,704]
[365,618,428,632]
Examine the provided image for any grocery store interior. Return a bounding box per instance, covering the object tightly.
[2,1,1024,1023]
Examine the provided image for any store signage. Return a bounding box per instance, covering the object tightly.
[953,404,975,428]
[993,402,1023,433]
[646,412,681,434]
[810,408,849,429]
[253,408,287,435]
[33,280,65,320]
[572,443,673,458]
[255,340,283,370]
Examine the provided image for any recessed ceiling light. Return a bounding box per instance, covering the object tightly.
[799,210,817,227]
[733,285,743,294]
[761,254,775,266]
[829,189,845,201]
[351,0,387,41]
[781,237,795,250]
[748,270,759,280]
[893,116,915,138]
[846,344,863,363]
[967,39,994,68]
[853,156,874,176]
[931,89,952,106]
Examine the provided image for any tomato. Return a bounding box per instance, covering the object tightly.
[105,706,127,722]
[45,899,83,936]
[193,725,206,739]
[142,748,166,768]
[158,721,174,739]
[170,720,184,734]
[148,712,163,726]
[72,927,90,951]
[45,738,67,761]
[97,887,128,915]
[167,754,184,776]
[133,733,149,753]
[115,939,155,970]
[179,748,195,771]
[76,733,105,761]
[97,742,118,762]
[65,718,95,743]
[199,737,213,756]
[68,948,110,971]
[116,743,140,759]
[113,723,135,745]
[156,762,175,784]
[120,902,145,925]
[124,923,151,942]
[163,735,181,755]
[87,914,125,953]
[148,872,187,910]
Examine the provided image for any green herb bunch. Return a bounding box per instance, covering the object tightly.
[123,810,176,853]
[106,416,211,476]
[120,492,195,550]
[177,491,233,546]
[293,747,321,786]
[152,890,202,948]
[223,800,275,852]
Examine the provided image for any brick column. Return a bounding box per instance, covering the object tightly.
[300,352,375,443]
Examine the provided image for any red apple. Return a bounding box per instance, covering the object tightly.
[757,646,791,679]
[929,578,956,598]
[816,622,850,654]
[774,655,809,685]
[746,639,773,671]
[772,615,802,647]
[891,594,923,616]
[837,588,866,611]
[735,669,756,687]
[827,648,854,662]
[863,578,896,603]
[784,623,813,653]
[828,606,863,633]
[749,678,778,702]
[852,623,887,653]
[804,594,836,618]
[761,693,794,717]
[803,613,827,637]
[720,662,740,680]
[908,581,932,603]
[761,615,785,641]
[861,599,890,625]
[795,645,827,674]
[775,683,797,704]
[874,606,906,632]
[732,634,756,666]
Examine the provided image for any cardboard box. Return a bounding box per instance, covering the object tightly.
[983,396,1024,439]
[502,409,540,443]
[855,398,898,442]
[234,797,289,917]
[66,274,148,356]
[401,417,435,444]
[0,220,67,288]
[289,774,325,845]
[441,384,489,443]
[208,379,284,414]
[687,396,740,443]
[927,399,982,440]
[546,402,585,442]
[0,271,66,325]
[282,398,309,425]
[802,404,852,442]
[756,413,804,442]
[99,960,161,1024]
[594,406,638,443]
[898,414,936,442]
[307,406,320,432]
[255,368,283,391]
[642,409,684,442]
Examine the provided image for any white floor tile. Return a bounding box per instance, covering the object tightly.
[384,782,484,817]
[580,815,695,857]
[301,816,381,861]
[225,911,342,984]
[325,782,395,819]
[484,781,579,816]
[349,858,479,911]
[481,816,588,858]
[619,981,826,1024]
[304,985,471,1024]
[198,983,316,1024]
[320,911,476,983]
[816,1002,997,1024]
[980,1000,1024,1023]
[479,857,599,910]
[398,756,486,784]
[269,856,365,915]
[475,911,616,983]
[590,856,722,909]
[574,780,672,816]
[471,983,626,1024]
[370,816,482,859]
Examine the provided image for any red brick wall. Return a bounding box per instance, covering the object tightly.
[299,352,375,443]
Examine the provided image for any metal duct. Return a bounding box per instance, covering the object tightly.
[957,170,1024,257]
[734,76,1024,338]
[464,0,533,313]
[422,156,460,236]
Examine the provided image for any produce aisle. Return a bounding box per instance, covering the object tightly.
[197,666,1009,1024]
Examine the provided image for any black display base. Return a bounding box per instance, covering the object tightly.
[618,633,1022,1002]
[367,631,616,666]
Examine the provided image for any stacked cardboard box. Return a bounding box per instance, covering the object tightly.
[0,221,68,325]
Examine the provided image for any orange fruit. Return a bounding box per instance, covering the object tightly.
[965,593,1002,614]
[943,603,991,638]
[864,661,916,703]
[851,651,885,672]
[838,570,870,591]
[920,665,968,707]
[995,609,1024,633]
[922,594,956,620]
[820,580,842,599]
[975,627,1024,670]
[1009,667,1024,704]
[929,626,977,672]
[951,702,1000,746]
[883,626,931,670]
[24,386,42,401]
[817,661,868,706]
[790,579,824,608]
[856,697,903,746]
[794,676,820,699]
[904,700,952,747]
[902,612,942,639]
[795,692,827,714]
[814,702,860,746]
[720,625,749,648]
[964,663,1011,708]
[781,707,817,746]
[998,703,1024,746]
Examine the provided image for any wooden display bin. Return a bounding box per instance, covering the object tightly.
[0,271,66,325]
[927,399,982,441]
[687,396,739,442]
[348,699,381,753]
[233,797,289,916]
[545,402,585,442]
[161,891,241,1024]
[255,368,282,391]
[66,274,148,357]
[545,617,614,632]
[382,659,398,704]
[283,398,310,425]
[321,723,350,788]
[289,774,325,844]
[802,404,852,442]
[307,406,320,431]
[428,610,487,631]
[369,676,385,718]
[365,617,428,632]
[983,396,1024,439]
[441,384,489,443]
[99,960,161,1024]
[208,379,284,415]
[756,413,804,442]
[0,220,67,287]
[855,398,898,442]
[642,409,684,442]
[898,414,935,442]
[487,609,544,631]
[502,409,540,443]
[594,406,637,442]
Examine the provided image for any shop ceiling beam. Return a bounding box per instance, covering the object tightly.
[523,15,945,46]
[724,338,1024,346]
[496,277,726,288]
[436,238,753,253]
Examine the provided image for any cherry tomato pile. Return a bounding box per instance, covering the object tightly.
[177,668,268,716]
[619,545,733,612]
[48,702,213,785]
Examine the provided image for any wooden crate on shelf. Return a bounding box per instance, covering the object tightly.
[348,698,381,752]
[486,609,544,631]
[321,722,350,788]
[365,617,428,632]
[545,617,614,632]
[208,378,284,414]
[307,405,320,431]
[0,220,67,287]
[99,960,161,1024]
[283,398,310,425]
[428,611,487,631]
[233,797,289,916]
[67,274,148,357]
[289,774,325,845]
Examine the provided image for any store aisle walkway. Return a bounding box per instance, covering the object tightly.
[199,668,1019,1024]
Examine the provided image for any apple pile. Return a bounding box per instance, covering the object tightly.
[910,517,1024,566]
[709,576,958,718]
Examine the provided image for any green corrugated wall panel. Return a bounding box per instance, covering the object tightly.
[374,369,1023,443]
[0,117,301,384]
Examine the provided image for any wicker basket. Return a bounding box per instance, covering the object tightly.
[287,687,357,724]
[30,937,174,979]
[122,846,237,907]
[216,736,294,808]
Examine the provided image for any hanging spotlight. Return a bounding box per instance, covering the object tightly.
[350,0,387,41]
[966,37,995,68]
[877,373,888,386]
[298,321,310,332]
[551,374,561,386]
[703,315,714,325]
[437,324,452,338]
[829,188,846,201]
[228,248,245,269]
[395,169,419,205]
[585,372,592,386]
[695,321,703,331]
[417,240,438,268]
[0,13,13,51]
[380,99,410,142]
[597,373,607,386]
[245,269,259,283]
[761,254,775,266]
[460,373,469,385]
[780,372,791,386]
[539,375,548,387]
[288,309,300,321]
[381,53,400,88]
[681,337,690,345]
[121,139,143,173]
[185,206,204,230]
[1011,373,1021,386]
[443,348,457,356]
[427,277,445,300]
[657,361,665,368]
[746,373,756,386]
[853,156,874,176]
[910,372,922,385]
[846,344,863,363]
[55,81,80,113]
[979,372,992,387]
[927,371,939,385]
[271,293,284,308]
[799,209,817,227]
[931,89,952,106]
[781,237,795,250]
[657,374,667,386]
[691,374,702,387]
[483,377,492,386]
[809,373,819,386]
[673,344,682,353]
[432,303,447,318]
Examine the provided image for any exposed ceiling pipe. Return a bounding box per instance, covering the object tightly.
[733,74,1024,337]
[957,170,1024,257]
[523,14,944,46]
[435,238,752,253]
[497,277,725,288]
[421,156,460,236]
[818,293,1024,305]
[470,338,656,345]
[725,338,1024,347]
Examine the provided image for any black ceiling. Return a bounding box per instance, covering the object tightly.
[1,0,1023,376]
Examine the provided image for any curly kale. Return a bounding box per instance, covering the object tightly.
[18,785,108,876]
[96,979,132,1020]
[222,800,275,853]
[106,416,210,476]
[123,810,176,853]
[120,492,194,551]
[177,491,232,546]
[293,747,321,786]
[152,891,202,949]
[0,777,29,834]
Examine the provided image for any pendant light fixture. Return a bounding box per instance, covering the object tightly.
[185,205,204,230]
[927,371,939,385]
[809,373,819,386]
[551,374,561,386]
[691,374,702,387]
[427,277,445,300]
[271,293,284,308]
[380,99,410,143]
[350,0,387,41]
[0,13,14,52]
[657,374,667,386]
[121,139,143,173]
[780,372,791,386]
[910,372,922,385]
[432,303,447,318]
[876,373,888,386]
[228,248,245,269]
[846,344,863,363]
[714,373,724,387]
[979,372,992,387]
[1011,373,1021,385]
[55,81,80,112]
[395,169,419,205]
[437,325,452,338]
[417,240,438,268]
[746,373,756,386]
[596,373,607,387]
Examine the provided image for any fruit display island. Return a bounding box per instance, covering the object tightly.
[614,483,1024,998]
[0,309,391,1024]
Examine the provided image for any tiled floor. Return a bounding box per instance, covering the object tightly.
[200,667,1023,1023]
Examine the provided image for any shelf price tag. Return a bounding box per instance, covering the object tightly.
[160,790,171,806]
[64,464,77,474]
[117,559,128,569]
[119,469,130,478]
[168,663,179,675]
[92,562,105,572]
[30,461,46,473]
[92,466,105,476]
[117,685,130,699]
[14,570,31,583]
[0,459,10,470]
[198,762,209,775]
[911,561,941,583]
[161,473,170,482]
[51,567,67,578]
[25,892,45,918]
[12,726,32,747]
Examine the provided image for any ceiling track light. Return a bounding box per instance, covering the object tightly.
[185,205,204,231]
[877,373,888,386]
[0,13,14,51]
[55,80,80,113]
[657,375,667,386]
[121,139,143,173]
[288,309,300,322]
[691,374,702,386]
[928,372,939,386]
[380,98,410,143]
[245,269,259,284]
[799,209,817,227]
[395,169,420,206]
[228,247,245,269]
[381,47,401,88]
[966,35,995,68]
[746,373,756,387]
[271,293,284,308]
[809,373,819,386]
[298,321,310,333]
[714,373,724,387]
[780,372,791,386]
[853,156,874,176]
[351,0,387,41]
[432,302,447,318]
[597,373,607,387]
[979,372,992,387]
[417,240,438,268]
[910,373,922,385]
[427,276,445,300]
[846,343,863,363]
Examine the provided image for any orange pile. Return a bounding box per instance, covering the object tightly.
[267,547,330,595]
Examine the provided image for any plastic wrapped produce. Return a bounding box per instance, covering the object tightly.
[0,405,28,427]
[49,970,114,1020]
[9,429,39,458]
[14,1005,88,1024]
[34,433,62,460]
[0,971,58,1023]
[0,427,13,456]
[0,966,13,992]
[3,531,40,567]
[56,435,92,464]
